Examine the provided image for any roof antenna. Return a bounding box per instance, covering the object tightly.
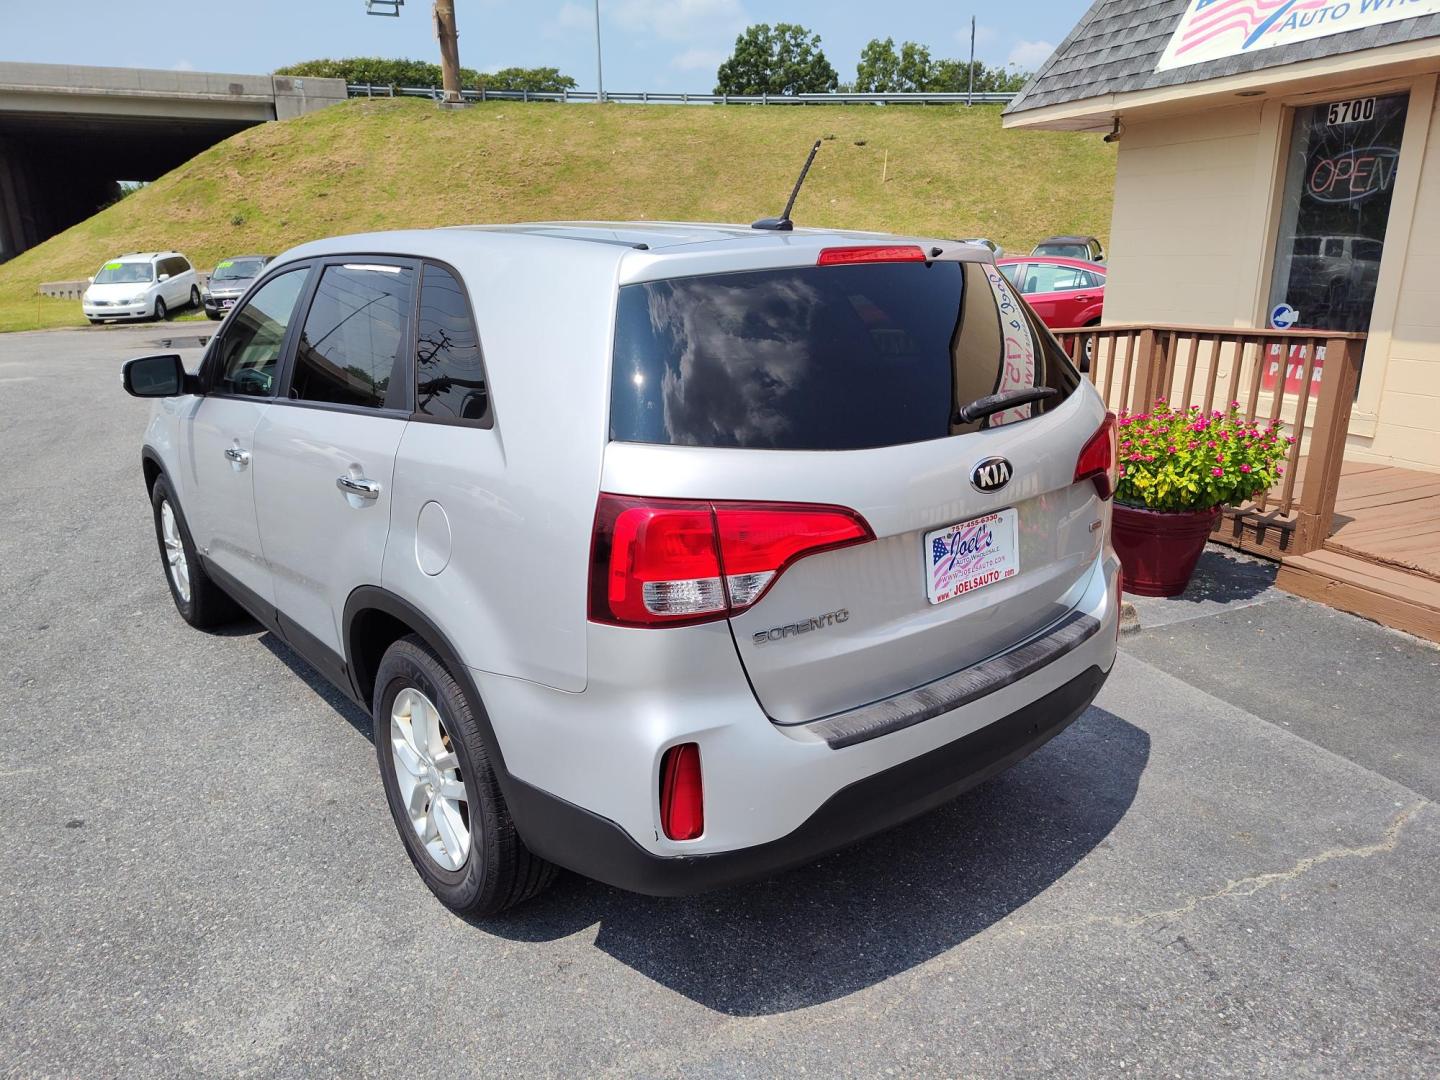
[752,140,822,231]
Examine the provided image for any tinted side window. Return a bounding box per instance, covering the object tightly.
[212,268,309,397]
[290,263,415,410]
[415,264,489,422]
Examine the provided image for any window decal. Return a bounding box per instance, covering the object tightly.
[982,263,1038,425]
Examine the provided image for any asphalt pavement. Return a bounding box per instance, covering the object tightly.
[1,324,1436,1078]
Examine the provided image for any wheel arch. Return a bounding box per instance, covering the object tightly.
[343,586,514,780]
[140,447,167,496]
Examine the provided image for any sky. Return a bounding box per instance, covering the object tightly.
[2,0,1092,91]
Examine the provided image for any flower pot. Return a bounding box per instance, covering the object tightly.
[1111,504,1221,597]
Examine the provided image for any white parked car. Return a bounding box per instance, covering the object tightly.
[122,222,1120,915]
[83,252,201,323]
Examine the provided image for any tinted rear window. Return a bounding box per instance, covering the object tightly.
[610,261,1077,450]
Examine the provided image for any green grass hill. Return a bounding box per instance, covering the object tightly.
[0,98,1115,333]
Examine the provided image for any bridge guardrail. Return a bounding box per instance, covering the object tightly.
[346,85,1017,106]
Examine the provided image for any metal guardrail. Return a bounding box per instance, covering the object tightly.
[346,84,1017,106]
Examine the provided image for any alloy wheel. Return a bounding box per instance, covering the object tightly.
[390,687,471,871]
[159,499,191,603]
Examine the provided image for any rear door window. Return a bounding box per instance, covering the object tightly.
[288,262,415,411]
[611,260,1077,450]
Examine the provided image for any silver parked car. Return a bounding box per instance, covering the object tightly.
[203,255,272,320]
[123,222,1121,915]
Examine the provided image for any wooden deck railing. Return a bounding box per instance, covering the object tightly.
[1055,324,1367,558]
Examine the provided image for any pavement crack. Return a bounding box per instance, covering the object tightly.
[1008,800,1429,936]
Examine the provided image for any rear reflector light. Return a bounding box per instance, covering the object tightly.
[1075,412,1118,500]
[590,494,874,628]
[659,743,703,840]
[1114,568,1124,639]
[816,245,928,266]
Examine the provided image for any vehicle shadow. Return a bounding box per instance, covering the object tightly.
[1168,546,1277,604]
[479,706,1148,1015]
[256,627,1147,1016]
[257,632,374,740]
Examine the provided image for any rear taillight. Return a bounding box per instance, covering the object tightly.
[816,245,927,266]
[659,743,703,840]
[1075,413,1118,499]
[589,494,874,628]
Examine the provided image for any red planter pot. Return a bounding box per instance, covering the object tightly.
[1111,503,1221,597]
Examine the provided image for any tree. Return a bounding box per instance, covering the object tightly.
[852,40,1033,96]
[928,59,1029,94]
[275,58,576,94]
[897,42,934,92]
[855,37,900,92]
[715,24,840,96]
[474,67,578,93]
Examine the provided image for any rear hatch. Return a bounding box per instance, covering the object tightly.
[600,251,1110,725]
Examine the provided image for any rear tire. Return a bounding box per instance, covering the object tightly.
[153,297,169,322]
[189,285,202,310]
[150,476,242,628]
[374,635,557,916]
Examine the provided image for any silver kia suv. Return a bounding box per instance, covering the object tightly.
[123,222,1121,916]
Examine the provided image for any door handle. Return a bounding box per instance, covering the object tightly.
[224,447,251,466]
[336,475,382,500]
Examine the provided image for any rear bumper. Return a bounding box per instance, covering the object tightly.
[507,662,1109,896]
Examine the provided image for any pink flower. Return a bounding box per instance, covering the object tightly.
[1240,464,1251,473]
[1211,467,1223,477]
[1277,466,1285,475]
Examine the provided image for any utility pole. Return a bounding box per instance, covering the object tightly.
[593,0,605,103]
[433,0,462,104]
[967,16,975,107]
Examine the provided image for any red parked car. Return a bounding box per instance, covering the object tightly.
[996,255,1106,331]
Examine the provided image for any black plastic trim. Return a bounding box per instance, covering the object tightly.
[341,586,514,782]
[202,558,356,706]
[505,663,1110,897]
[807,610,1101,749]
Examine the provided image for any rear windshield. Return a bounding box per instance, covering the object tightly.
[610,260,1078,451]
[1034,243,1090,260]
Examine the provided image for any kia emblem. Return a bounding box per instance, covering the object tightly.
[971,456,1013,494]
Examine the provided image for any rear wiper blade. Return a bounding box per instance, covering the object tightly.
[954,387,1058,425]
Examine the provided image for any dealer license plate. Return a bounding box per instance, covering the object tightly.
[924,508,1019,605]
[221,299,236,309]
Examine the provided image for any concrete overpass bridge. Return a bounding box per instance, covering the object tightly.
[0,62,347,262]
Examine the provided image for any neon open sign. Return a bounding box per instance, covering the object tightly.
[1307,147,1399,205]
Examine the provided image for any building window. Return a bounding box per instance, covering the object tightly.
[1267,92,1408,334]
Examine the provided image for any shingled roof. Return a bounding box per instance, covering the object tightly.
[1005,0,1440,115]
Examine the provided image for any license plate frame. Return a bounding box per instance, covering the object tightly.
[924,508,1020,605]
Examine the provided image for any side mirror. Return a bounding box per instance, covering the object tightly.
[123,353,189,397]
[158,273,171,281]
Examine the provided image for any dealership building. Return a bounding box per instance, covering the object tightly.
[1005,0,1440,472]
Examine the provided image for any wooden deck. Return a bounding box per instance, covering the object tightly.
[1323,462,1440,580]
[1274,461,1440,642]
